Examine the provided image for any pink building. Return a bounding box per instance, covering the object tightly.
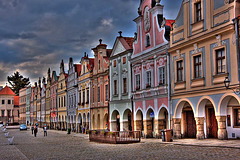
[50,71,58,129]
[131,0,173,138]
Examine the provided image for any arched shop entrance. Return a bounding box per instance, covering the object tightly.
[135,110,143,133]
[111,110,120,131]
[146,108,155,138]
[123,109,132,131]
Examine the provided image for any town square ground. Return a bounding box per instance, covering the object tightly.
[0,129,240,160]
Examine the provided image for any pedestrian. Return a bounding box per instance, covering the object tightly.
[34,126,37,137]
[83,126,85,134]
[31,125,34,135]
[43,124,47,137]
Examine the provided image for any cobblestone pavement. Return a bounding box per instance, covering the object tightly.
[0,129,240,160]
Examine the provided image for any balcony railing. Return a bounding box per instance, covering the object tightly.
[89,130,141,144]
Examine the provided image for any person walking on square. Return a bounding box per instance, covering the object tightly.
[43,124,47,137]
[31,125,34,135]
[34,126,37,137]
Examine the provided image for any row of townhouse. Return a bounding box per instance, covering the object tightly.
[18,0,240,140]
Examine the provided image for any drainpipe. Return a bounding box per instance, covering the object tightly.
[233,16,240,82]
[56,89,58,130]
[89,81,91,130]
[166,50,171,130]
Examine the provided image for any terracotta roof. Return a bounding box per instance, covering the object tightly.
[166,20,175,28]
[14,96,19,106]
[74,64,81,76]
[0,86,15,95]
[123,37,134,49]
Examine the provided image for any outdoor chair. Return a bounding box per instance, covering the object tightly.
[5,132,9,138]
[8,136,14,145]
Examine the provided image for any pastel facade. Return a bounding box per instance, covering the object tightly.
[41,78,46,127]
[77,54,93,132]
[90,40,111,130]
[131,0,172,138]
[109,35,134,132]
[36,79,41,125]
[30,87,34,125]
[169,0,240,139]
[0,86,16,124]
[19,87,27,124]
[50,71,58,129]
[67,57,81,131]
[45,68,51,127]
[26,86,31,125]
[57,60,68,130]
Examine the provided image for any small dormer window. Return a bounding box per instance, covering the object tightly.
[145,34,151,47]
[83,65,85,74]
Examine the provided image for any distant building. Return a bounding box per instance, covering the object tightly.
[67,57,81,131]
[109,34,134,132]
[19,87,27,124]
[90,39,111,130]
[50,71,58,129]
[0,86,16,124]
[26,86,31,126]
[131,0,172,138]
[78,53,94,132]
[13,96,19,123]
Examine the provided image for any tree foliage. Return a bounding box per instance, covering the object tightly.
[7,71,30,95]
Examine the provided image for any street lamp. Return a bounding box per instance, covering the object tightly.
[224,76,240,95]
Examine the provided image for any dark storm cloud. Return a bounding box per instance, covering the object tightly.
[0,0,182,86]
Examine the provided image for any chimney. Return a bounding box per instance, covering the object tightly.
[118,31,122,37]
[99,39,102,44]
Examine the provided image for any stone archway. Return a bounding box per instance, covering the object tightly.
[97,114,100,129]
[92,114,95,130]
[173,100,196,139]
[123,109,132,131]
[83,113,86,133]
[78,113,82,133]
[135,109,143,132]
[157,107,168,133]
[103,113,109,130]
[197,97,218,139]
[111,110,120,131]
[218,94,240,140]
[86,112,90,131]
[145,108,155,138]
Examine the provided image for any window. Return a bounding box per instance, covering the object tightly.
[99,60,101,70]
[61,97,63,107]
[194,55,202,78]
[87,90,89,103]
[145,35,150,47]
[83,65,85,74]
[216,49,225,74]
[2,100,4,104]
[8,100,11,104]
[114,80,118,95]
[93,88,95,103]
[123,57,126,64]
[159,67,165,85]
[83,91,85,103]
[123,78,127,93]
[7,110,11,117]
[195,2,201,22]
[98,87,100,102]
[59,98,60,108]
[1,110,4,117]
[105,85,108,101]
[234,109,240,126]
[177,60,183,82]
[114,60,117,67]
[79,92,81,104]
[146,71,151,88]
[61,83,63,89]
[136,75,140,90]
[64,96,65,107]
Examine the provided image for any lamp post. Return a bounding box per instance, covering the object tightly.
[224,77,240,95]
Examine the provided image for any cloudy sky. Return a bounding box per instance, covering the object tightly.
[0,0,182,86]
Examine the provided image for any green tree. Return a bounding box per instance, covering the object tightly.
[7,71,30,95]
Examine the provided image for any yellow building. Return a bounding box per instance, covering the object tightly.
[169,0,240,140]
[77,53,94,133]
[57,60,67,130]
